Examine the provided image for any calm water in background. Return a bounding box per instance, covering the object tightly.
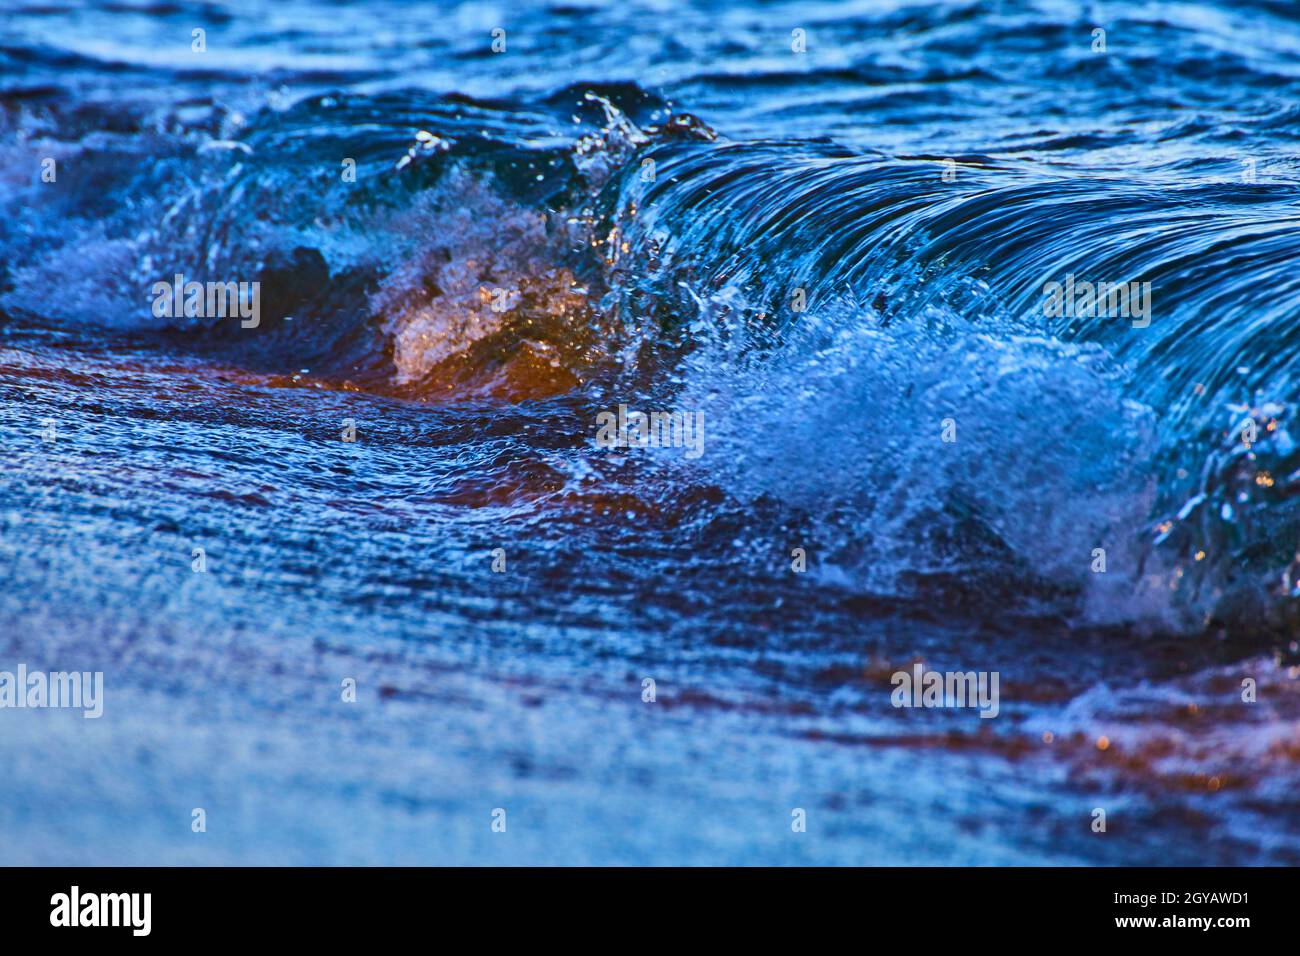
[2,0,1300,864]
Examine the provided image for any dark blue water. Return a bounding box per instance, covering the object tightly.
[3,0,1300,864]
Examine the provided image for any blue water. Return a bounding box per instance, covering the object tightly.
[2,0,1300,864]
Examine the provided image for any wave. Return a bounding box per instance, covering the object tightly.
[592,111,1300,638]
[3,81,1299,639]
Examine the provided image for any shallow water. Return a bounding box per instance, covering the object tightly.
[2,0,1300,864]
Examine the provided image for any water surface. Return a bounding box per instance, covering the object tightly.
[3,0,1300,864]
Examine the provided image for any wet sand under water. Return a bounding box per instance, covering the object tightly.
[2,333,1298,865]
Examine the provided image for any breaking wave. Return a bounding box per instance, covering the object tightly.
[4,71,1300,641]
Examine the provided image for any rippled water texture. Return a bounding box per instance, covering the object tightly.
[2,0,1300,864]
